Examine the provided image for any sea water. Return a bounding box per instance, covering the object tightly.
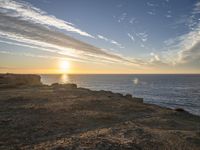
[41,74,200,116]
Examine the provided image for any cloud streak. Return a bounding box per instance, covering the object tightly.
[97,35,123,48]
[127,33,135,42]
[0,0,93,38]
[2,0,198,73]
[0,0,143,66]
[163,1,200,66]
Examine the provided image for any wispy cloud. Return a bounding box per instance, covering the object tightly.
[136,32,148,42]
[0,40,86,62]
[176,27,200,64]
[147,2,156,7]
[118,12,127,23]
[129,17,137,24]
[178,2,200,64]
[127,33,135,42]
[97,35,109,41]
[97,35,123,48]
[165,14,172,18]
[165,10,172,18]
[193,1,200,14]
[0,0,142,66]
[147,11,155,15]
[0,50,71,62]
[162,1,200,65]
[2,0,198,72]
[0,0,93,38]
[150,52,160,62]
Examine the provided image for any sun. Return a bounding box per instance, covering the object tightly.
[59,60,70,73]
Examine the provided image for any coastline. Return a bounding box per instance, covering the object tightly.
[0,74,200,149]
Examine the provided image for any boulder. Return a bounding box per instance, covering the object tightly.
[174,108,186,112]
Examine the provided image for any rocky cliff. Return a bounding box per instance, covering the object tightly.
[0,74,200,150]
[0,73,42,88]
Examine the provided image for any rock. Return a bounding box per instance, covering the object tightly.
[114,93,124,98]
[125,94,132,99]
[174,108,186,112]
[52,146,66,150]
[0,119,12,125]
[51,83,60,87]
[132,97,143,103]
[99,90,114,97]
[51,83,77,89]
[63,83,77,89]
[95,139,117,150]
[78,87,91,92]
[1,74,200,150]
[0,73,42,88]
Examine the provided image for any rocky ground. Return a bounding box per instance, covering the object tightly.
[0,74,200,150]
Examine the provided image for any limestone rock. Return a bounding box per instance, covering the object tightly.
[0,73,42,88]
[51,83,77,89]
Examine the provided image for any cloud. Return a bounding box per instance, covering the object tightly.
[178,42,200,64]
[150,52,160,62]
[0,1,142,66]
[167,10,171,13]
[0,40,86,62]
[0,0,93,38]
[111,40,120,46]
[193,1,200,14]
[176,28,200,64]
[0,50,68,61]
[147,11,155,15]
[147,52,171,68]
[127,33,135,42]
[165,10,172,18]
[165,14,172,18]
[2,0,198,73]
[164,38,176,46]
[97,35,109,41]
[136,32,148,42]
[116,4,123,8]
[147,2,156,7]
[118,12,127,23]
[163,1,200,66]
[97,34,123,48]
[129,17,139,24]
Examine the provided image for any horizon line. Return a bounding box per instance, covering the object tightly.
[1,72,200,75]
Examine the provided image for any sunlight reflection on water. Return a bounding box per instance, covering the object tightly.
[60,74,69,84]
[132,78,139,85]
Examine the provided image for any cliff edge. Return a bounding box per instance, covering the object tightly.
[0,74,200,150]
[0,73,42,88]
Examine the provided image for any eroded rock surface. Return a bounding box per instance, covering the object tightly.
[0,74,200,150]
[0,73,42,88]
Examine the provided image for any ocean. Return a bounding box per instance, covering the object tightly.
[41,74,200,116]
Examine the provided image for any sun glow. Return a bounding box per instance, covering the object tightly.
[59,60,70,73]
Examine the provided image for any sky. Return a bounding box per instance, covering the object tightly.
[0,0,200,74]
